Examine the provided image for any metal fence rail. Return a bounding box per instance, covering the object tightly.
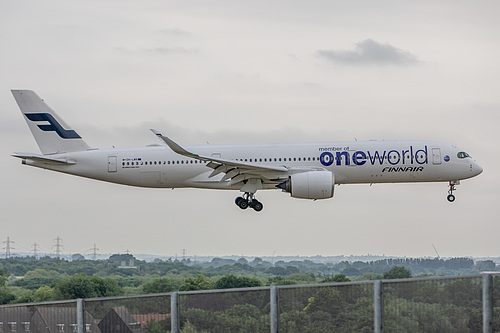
[1,273,498,333]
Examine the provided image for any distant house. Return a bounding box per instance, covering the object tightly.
[0,306,33,333]
[31,307,100,333]
[97,308,141,333]
[0,306,166,333]
[118,260,137,270]
[71,254,85,261]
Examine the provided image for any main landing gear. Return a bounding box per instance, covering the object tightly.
[235,193,263,212]
[447,181,460,202]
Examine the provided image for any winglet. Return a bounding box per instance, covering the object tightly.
[150,129,199,158]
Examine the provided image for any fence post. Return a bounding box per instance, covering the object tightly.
[483,274,493,333]
[270,286,279,333]
[171,292,180,333]
[77,299,84,333]
[374,280,384,333]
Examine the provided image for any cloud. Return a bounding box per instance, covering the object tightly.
[317,39,419,66]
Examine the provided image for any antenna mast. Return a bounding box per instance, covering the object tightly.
[432,244,441,259]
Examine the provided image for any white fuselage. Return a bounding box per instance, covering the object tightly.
[23,140,483,190]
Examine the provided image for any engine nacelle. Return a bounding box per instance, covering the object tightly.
[278,171,335,199]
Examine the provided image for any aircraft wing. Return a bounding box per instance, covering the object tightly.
[151,129,290,191]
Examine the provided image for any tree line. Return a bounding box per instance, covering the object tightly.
[0,254,495,305]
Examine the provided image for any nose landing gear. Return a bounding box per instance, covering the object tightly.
[447,181,460,202]
[235,192,263,212]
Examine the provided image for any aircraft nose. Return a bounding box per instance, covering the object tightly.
[472,161,483,176]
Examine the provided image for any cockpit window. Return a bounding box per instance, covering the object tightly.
[457,152,470,159]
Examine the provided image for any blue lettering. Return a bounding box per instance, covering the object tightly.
[402,149,409,164]
[353,151,367,166]
[320,152,334,166]
[415,146,428,164]
[388,150,400,165]
[318,145,428,167]
[336,151,350,166]
[367,150,386,165]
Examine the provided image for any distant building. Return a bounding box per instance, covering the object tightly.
[31,307,100,333]
[0,307,102,333]
[71,254,85,261]
[118,259,137,270]
[98,308,141,333]
[0,305,170,333]
[0,307,32,333]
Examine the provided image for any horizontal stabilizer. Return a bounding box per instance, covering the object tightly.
[12,153,76,165]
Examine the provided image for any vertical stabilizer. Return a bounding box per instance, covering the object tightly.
[12,90,90,155]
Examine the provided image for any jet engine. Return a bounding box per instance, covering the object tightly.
[277,171,335,199]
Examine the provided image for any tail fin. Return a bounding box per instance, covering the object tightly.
[12,90,90,155]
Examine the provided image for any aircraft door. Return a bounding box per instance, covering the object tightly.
[108,156,117,172]
[432,148,441,165]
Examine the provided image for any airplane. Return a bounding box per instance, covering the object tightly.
[12,90,483,212]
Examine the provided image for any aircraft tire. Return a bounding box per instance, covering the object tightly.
[238,199,249,210]
[252,200,263,212]
[235,197,243,206]
[447,194,455,202]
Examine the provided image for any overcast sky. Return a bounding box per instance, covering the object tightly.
[1,1,499,260]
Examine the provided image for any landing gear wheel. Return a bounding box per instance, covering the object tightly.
[251,200,263,212]
[447,194,455,202]
[235,192,264,211]
[237,198,249,210]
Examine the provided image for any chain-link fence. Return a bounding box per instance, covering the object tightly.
[1,273,499,333]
